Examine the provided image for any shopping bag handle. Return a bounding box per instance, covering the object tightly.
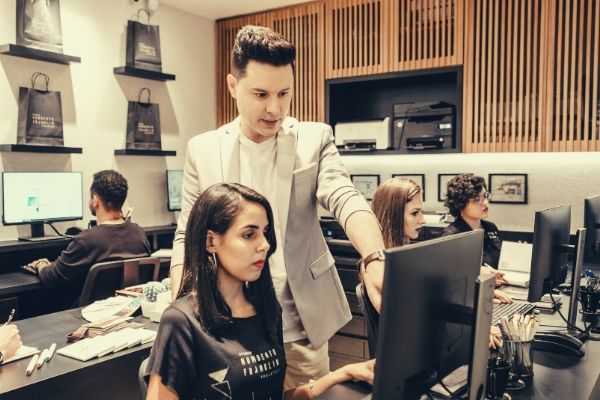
[138,88,152,104]
[31,72,50,92]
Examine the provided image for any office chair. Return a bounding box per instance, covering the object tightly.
[138,357,149,400]
[79,257,161,306]
[355,282,379,358]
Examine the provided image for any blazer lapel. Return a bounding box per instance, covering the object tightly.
[276,120,297,239]
[220,118,241,183]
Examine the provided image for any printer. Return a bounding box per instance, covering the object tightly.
[393,101,455,151]
[334,117,391,151]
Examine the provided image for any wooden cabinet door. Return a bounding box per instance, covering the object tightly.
[544,0,600,152]
[325,0,392,78]
[390,0,464,72]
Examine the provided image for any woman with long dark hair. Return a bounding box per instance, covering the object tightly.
[146,183,373,400]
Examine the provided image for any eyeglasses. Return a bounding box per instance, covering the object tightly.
[472,192,491,203]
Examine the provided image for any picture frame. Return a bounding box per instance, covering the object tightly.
[488,173,528,204]
[392,174,426,201]
[437,173,462,202]
[351,174,380,201]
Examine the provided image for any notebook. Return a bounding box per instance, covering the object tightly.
[3,345,40,364]
[498,241,533,288]
[151,248,172,258]
[57,328,156,362]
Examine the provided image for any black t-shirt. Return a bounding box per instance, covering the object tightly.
[146,295,286,400]
[442,217,502,268]
[37,221,151,305]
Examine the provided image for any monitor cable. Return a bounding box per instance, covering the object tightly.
[47,222,68,238]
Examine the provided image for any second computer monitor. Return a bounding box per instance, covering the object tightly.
[584,195,600,261]
[166,170,183,212]
[373,230,484,399]
[528,205,571,302]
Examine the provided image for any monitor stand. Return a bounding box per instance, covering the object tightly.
[18,222,63,242]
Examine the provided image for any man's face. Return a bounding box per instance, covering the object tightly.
[227,60,294,143]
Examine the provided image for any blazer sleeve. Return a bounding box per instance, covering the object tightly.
[314,124,372,230]
[171,141,203,271]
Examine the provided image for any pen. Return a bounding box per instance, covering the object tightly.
[3,309,15,326]
[26,354,39,376]
[37,349,49,368]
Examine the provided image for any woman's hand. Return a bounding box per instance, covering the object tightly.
[0,324,22,361]
[340,359,375,385]
[489,325,503,349]
[493,289,513,304]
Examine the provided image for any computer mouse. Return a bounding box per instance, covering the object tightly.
[533,332,585,358]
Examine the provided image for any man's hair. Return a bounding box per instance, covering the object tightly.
[231,25,295,77]
[90,170,128,211]
[445,173,487,218]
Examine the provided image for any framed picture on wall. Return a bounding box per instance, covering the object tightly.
[488,174,528,204]
[438,173,462,202]
[351,174,380,201]
[392,174,426,201]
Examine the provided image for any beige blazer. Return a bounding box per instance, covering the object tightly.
[171,116,371,347]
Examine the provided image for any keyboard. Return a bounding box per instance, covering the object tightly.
[492,301,536,325]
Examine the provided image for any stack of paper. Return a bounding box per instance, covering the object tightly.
[498,241,533,288]
[3,345,40,364]
[57,328,156,362]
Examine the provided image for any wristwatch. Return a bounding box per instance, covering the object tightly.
[360,250,386,270]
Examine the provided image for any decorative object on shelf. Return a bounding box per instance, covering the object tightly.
[17,72,64,146]
[126,9,162,72]
[437,173,462,202]
[16,0,63,53]
[351,174,380,201]
[488,174,528,205]
[126,87,161,150]
[392,174,426,201]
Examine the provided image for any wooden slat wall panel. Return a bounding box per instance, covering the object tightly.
[325,0,391,78]
[390,0,463,71]
[215,2,325,126]
[463,0,546,152]
[546,0,600,151]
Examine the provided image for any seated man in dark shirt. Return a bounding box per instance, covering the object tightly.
[27,170,151,306]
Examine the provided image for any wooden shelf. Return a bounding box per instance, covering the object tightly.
[0,144,82,154]
[114,149,176,156]
[113,66,175,81]
[338,148,461,156]
[0,44,80,64]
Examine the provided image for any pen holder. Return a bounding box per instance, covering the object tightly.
[503,340,534,380]
[486,358,510,400]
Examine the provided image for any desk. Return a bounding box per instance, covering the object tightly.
[0,308,157,400]
[318,302,600,400]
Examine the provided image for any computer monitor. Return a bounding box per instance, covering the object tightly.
[373,230,487,399]
[166,170,183,212]
[528,205,571,302]
[2,172,83,240]
[584,195,600,261]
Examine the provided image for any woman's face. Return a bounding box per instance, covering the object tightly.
[209,200,271,285]
[461,190,490,221]
[404,193,425,241]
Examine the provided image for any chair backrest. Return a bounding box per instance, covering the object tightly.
[355,282,379,358]
[138,357,149,400]
[79,257,160,306]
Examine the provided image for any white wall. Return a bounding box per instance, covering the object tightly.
[0,0,215,240]
[341,152,600,233]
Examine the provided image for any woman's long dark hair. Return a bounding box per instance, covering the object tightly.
[178,183,279,343]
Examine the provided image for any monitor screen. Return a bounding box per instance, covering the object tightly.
[373,230,483,399]
[167,170,183,212]
[584,195,600,260]
[2,172,83,225]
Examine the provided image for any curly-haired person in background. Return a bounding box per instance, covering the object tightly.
[442,173,512,305]
[26,170,151,307]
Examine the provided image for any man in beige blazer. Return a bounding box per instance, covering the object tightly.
[170,25,386,389]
